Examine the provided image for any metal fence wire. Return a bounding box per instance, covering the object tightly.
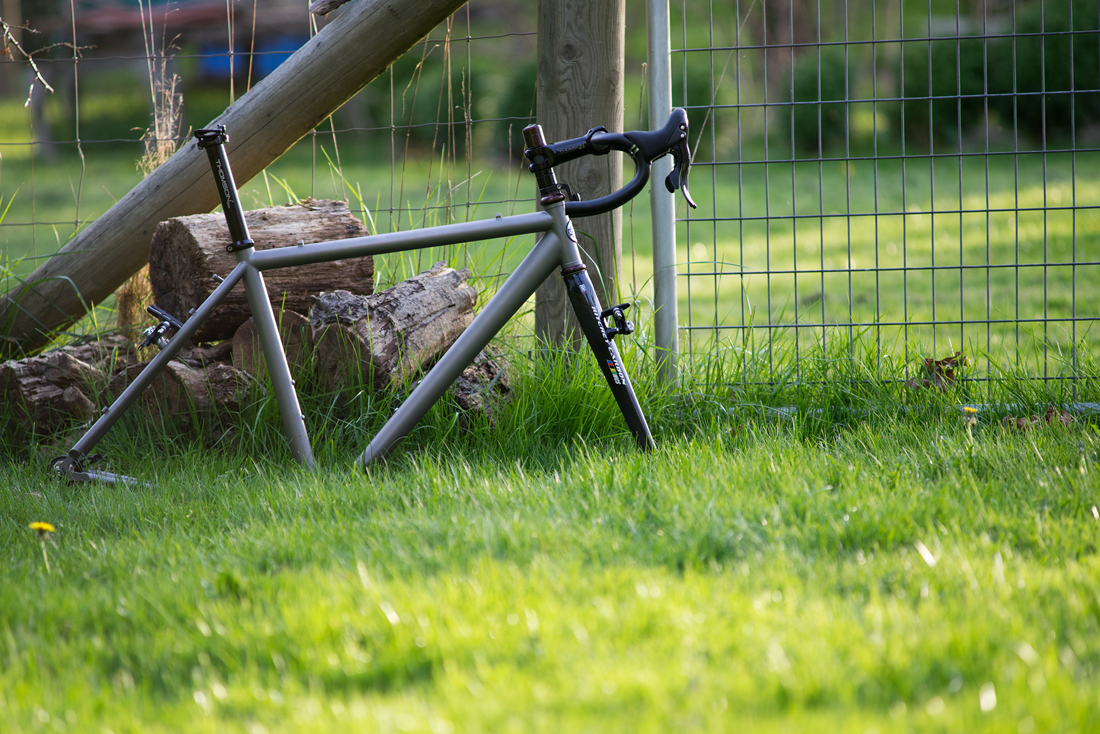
[2,0,1098,386]
[670,0,1100,384]
[0,0,539,306]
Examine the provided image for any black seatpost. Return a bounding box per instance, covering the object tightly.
[195,126,254,253]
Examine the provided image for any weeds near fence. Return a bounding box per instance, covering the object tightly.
[114,1,187,339]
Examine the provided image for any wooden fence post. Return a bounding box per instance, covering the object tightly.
[534,0,626,349]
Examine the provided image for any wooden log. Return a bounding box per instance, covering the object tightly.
[232,310,312,382]
[311,262,477,392]
[0,352,106,432]
[310,0,353,16]
[179,340,235,369]
[535,0,625,348]
[0,0,469,357]
[102,361,256,421]
[53,334,139,375]
[149,199,372,342]
[453,346,512,428]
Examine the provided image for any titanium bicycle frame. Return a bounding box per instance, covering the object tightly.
[52,110,695,484]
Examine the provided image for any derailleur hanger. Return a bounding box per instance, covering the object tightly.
[600,302,634,340]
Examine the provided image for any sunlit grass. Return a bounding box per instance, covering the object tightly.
[2,274,1098,732]
[3,388,1099,732]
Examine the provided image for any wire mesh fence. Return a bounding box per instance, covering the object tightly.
[0,0,539,296]
[671,0,1100,385]
[1,0,1097,385]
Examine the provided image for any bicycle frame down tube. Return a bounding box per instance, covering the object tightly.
[356,230,564,468]
[67,261,250,463]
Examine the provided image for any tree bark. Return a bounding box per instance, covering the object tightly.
[311,262,477,392]
[535,0,625,349]
[102,361,256,421]
[0,0,469,357]
[51,334,139,374]
[452,345,511,428]
[232,309,312,382]
[0,335,140,434]
[0,352,105,432]
[149,200,372,342]
[310,0,353,16]
[750,0,817,105]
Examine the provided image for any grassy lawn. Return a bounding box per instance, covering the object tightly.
[4,7,1099,730]
[2,339,1100,732]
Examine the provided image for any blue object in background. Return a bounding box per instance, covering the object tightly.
[196,36,307,80]
[198,42,245,79]
[254,36,309,78]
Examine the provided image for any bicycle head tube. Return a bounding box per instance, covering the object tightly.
[522,124,568,207]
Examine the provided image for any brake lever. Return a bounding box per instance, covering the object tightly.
[622,108,698,210]
[665,137,697,210]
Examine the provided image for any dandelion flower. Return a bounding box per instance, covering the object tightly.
[29,522,55,573]
[29,522,56,538]
[963,406,978,415]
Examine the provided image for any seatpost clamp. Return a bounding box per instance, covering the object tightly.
[195,125,229,149]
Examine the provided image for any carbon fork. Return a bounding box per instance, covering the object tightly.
[561,267,655,451]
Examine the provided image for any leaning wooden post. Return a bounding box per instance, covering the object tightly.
[534,0,626,349]
[0,0,467,357]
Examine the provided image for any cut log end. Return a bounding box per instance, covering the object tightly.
[232,310,312,382]
[0,352,105,431]
[311,262,477,392]
[150,200,373,342]
[0,338,139,434]
[453,346,512,428]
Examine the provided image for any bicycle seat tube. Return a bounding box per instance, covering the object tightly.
[197,127,315,468]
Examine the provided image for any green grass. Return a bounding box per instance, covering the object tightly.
[2,331,1100,733]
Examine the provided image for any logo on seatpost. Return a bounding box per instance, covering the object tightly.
[216,161,233,211]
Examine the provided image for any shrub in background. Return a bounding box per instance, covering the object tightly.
[888,0,1099,148]
[671,56,728,160]
[988,0,1100,142]
[778,45,851,157]
[888,37,988,147]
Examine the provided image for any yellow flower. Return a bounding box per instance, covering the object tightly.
[963,406,978,415]
[29,522,56,538]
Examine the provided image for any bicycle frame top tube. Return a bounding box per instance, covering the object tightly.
[248,211,554,271]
